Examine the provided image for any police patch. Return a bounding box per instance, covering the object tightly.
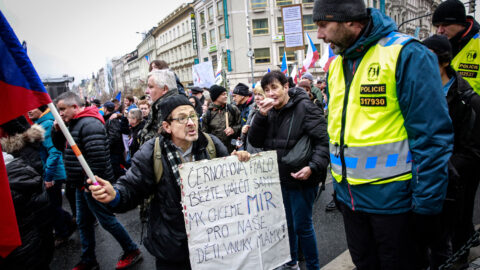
[466,50,478,62]
[458,70,478,78]
[360,97,386,107]
[367,63,380,81]
[458,63,479,71]
[360,84,386,94]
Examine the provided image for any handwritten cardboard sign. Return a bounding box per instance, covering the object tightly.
[179,151,291,270]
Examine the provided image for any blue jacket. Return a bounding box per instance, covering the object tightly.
[328,9,453,215]
[35,111,67,182]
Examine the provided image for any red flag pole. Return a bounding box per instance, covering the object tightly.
[47,103,98,184]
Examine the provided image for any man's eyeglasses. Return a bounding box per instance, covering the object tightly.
[169,113,198,124]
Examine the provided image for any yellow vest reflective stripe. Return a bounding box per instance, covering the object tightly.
[452,33,480,95]
[327,31,413,185]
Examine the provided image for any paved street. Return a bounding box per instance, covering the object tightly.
[50,176,480,270]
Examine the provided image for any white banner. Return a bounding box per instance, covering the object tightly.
[192,61,215,88]
[179,151,290,270]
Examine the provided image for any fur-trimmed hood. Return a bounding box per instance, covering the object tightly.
[1,124,45,154]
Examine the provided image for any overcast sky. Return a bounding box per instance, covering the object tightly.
[0,0,190,84]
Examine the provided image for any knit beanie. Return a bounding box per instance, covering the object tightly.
[301,72,314,81]
[432,0,466,26]
[209,85,227,101]
[160,95,194,120]
[313,0,368,22]
[0,116,30,136]
[423,34,452,56]
[103,101,115,111]
[233,83,250,96]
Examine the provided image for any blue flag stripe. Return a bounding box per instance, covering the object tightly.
[0,10,47,94]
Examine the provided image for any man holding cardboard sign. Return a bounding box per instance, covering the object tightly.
[87,95,254,269]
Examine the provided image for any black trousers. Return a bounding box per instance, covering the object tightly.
[338,202,415,270]
[450,155,480,262]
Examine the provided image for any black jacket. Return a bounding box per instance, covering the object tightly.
[106,115,128,155]
[52,107,115,186]
[0,125,53,270]
[448,71,480,161]
[248,87,330,188]
[112,132,228,261]
[129,121,145,157]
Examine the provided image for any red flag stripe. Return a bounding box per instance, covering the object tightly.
[0,146,21,258]
[0,80,51,125]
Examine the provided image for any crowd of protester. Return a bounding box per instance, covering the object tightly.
[1,0,480,270]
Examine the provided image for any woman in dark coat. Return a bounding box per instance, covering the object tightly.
[0,117,54,270]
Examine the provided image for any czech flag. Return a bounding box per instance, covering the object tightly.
[281,51,288,76]
[291,65,298,84]
[319,43,336,72]
[301,33,320,74]
[0,11,51,125]
[214,56,223,85]
[0,10,52,257]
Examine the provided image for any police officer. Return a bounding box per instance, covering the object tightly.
[433,0,480,96]
[313,0,454,268]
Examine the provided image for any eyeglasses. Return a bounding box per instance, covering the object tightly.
[169,113,198,124]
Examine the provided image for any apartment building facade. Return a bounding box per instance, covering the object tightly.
[153,3,198,86]
[193,0,325,87]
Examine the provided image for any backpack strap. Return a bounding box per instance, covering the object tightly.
[153,137,163,183]
[203,132,217,159]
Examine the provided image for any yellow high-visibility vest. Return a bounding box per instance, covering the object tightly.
[452,33,480,95]
[327,32,413,185]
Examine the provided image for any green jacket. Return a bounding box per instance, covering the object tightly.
[201,103,241,152]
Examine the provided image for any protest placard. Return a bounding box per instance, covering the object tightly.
[179,151,291,270]
[192,61,215,88]
[281,4,304,51]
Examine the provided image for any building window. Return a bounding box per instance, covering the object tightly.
[209,29,216,43]
[203,57,209,62]
[212,54,218,71]
[276,0,293,6]
[251,0,267,9]
[279,47,295,62]
[202,33,207,47]
[304,43,321,54]
[303,15,315,31]
[218,25,226,40]
[252,18,269,35]
[216,1,224,16]
[208,6,214,22]
[254,48,270,64]
[277,17,283,33]
[200,11,205,25]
